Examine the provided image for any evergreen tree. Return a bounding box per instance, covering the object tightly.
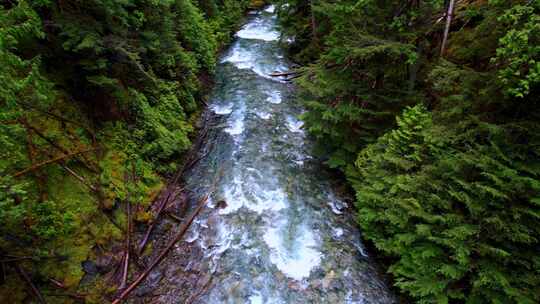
[279,0,540,302]
[0,0,255,301]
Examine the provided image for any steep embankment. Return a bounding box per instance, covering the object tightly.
[276,0,540,303]
[0,1,263,302]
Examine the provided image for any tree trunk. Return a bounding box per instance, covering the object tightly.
[440,0,455,56]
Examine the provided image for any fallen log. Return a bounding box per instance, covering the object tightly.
[137,191,173,255]
[20,120,99,173]
[112,195,208,304]
[15,264,46,304]
[44,293,87,300]
[269,71,299,77]
[62,165,98,192]
[122,163,139,288]
[16,101,97,142]
[13,148,97,178]
[120,195,131,289]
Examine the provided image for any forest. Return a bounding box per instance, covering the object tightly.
[0,0,262,302]
[277,0,539,303]
[1,0,539,303]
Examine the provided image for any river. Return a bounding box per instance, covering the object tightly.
[140,5,394,304]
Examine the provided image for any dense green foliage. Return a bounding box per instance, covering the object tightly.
[1,0,257,301]
[278,0,540,302]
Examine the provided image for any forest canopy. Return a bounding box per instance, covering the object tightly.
[0,0,257,302]
[277,0,540,303]
[1,0,539,303]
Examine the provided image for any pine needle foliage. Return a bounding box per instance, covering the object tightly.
[278,0,540,302]
[1,0,253,301]
[348,104,540,303]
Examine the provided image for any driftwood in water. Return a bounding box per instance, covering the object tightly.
[269,70,304,82]
[111,195,208,304]
[269,71,298,77]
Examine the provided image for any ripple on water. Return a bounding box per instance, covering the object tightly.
[221,43,287,81]
[224,104,246,137]
[285,115,304,133]
[236,19,279,41]
[220,175,288,215]
[266,90,282,104]
[211,102,234,115]
[264,5,276,14]
[255,111,271,120]
[263,220,322,281]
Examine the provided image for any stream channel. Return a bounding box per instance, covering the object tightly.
[139,5,395,304]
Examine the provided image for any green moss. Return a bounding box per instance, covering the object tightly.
[0,0,252,300]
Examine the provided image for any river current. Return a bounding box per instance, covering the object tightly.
[143,6,394,304]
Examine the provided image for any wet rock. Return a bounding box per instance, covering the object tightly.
[81,260,98,275]
[134,285,154,297]
[94,253,115,274]
[287,281,304,291]
[216,200,228,209]
[197,273,212,287]
[322,270,336,289]
[310,279,323,290]
[327,292,340,303]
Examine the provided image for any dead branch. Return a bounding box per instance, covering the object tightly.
[0,257,34,263]
[62,165,98,192]
[22,122,99,173]
[13,148,97,178]
[44,293,87,300]
[15,263,46,304]
[111,195,208,304]
[16,101,97,143]
[120,167,134,290]
[20,120,100,192]
[24,121,47,201]
[137,191,172,255]
[165,212,183,223]
[48,278,66,289]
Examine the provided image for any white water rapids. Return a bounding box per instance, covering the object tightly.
[141,6,395,304]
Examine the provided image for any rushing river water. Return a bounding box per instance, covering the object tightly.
[142,6,394,304]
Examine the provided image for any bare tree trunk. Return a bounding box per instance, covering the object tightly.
[440,0,455,56]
